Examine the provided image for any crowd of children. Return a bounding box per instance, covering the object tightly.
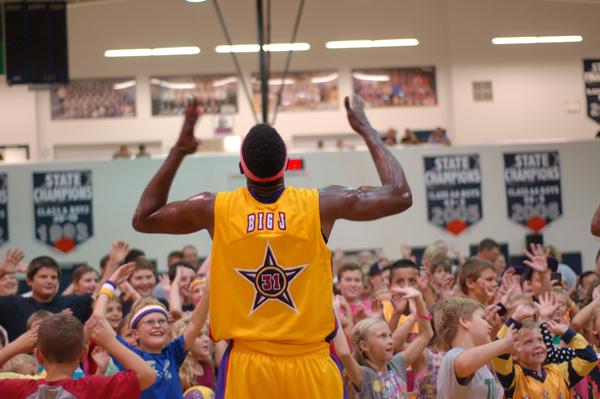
[0,235,599,398]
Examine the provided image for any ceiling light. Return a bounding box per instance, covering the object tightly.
[104,46,200,58]
[150,78,196,90]
[264,42,310,52]
[215,42,310,53]
[491,35,582,45]
[326,39,419,49]
[186,0,207,3]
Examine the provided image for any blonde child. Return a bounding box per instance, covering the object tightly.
[333,287,433,398]
[170,317,215,392]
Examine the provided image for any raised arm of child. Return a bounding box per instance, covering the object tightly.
[95,241,130,294]
[491,304,534,390]
[536,292,575,363]
[547,320,597,388]
[331,315,364,390]
[394,287,434,367]
[183,283,210,351]
[571,285,600,332]
[392,314,416,353]
[168,267,184,319]
[0,328,37,368]
[455,317,516,380]
[93,262,137,321]
[89,316,156,390]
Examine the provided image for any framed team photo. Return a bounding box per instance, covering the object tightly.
[352,66,437,107]
[150,75,238,116]
[251,70,339,112]
[50,78,136,119]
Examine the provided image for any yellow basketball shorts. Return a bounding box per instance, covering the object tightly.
[215,341,344,399]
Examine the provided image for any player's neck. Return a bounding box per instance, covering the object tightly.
[247,179,285,203]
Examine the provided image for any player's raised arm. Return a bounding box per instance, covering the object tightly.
[592,204,600,237]
[132,98,215,235]
[319,96,412,234]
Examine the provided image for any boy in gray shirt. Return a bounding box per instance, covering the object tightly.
[434,297,513,399]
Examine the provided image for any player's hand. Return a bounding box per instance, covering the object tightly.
[344,95,373,137]
[175,97,202,155]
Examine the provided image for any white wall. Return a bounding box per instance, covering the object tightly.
[448,0,600,144]
[1,0,599,159]
[0,82,38,157]
[0,140,598,272]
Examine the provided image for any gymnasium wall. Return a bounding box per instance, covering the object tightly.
[1,0,599,159]
[0,140,598,272]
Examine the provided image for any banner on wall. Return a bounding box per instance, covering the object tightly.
[0,174,8,246]
[33,170,93,253]
[503,151,562,232]
[584,59,600,124]
[423,154,483,235]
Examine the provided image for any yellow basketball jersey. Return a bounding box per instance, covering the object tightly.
[209,186,335,352]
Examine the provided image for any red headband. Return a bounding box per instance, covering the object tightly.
[240,138,288,183]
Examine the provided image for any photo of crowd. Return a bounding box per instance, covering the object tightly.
[50,79,137,120]
[150,75,238,116]
[352,67,437,107]
[251,70,339,112]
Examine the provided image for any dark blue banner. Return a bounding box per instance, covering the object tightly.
[0,173,8,246]
[503,151,562,232]
[584,59,600,124]
[423,154,482,235]
[33,170,93,253]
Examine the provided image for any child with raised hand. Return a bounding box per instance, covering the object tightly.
[333,286,433,398]
[435,296,512,399]
[94,262,210,399]
[0,313,155,398]
[0,327,38,378]
[493,302,596,399]
[170,317,215,393]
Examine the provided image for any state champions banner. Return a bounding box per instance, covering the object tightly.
[423,154,482,235]
[33,170,93,253]
[584,59,600,124]
[0,173,8,246]
[503,151,562,233]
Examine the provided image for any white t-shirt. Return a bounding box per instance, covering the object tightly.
[436,347,503,399]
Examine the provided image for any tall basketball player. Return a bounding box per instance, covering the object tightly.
[132,95,413,399]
